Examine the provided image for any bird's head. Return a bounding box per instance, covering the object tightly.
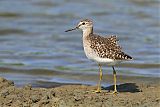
[65,19,93,32]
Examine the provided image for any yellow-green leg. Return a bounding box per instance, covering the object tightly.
[95,64,103,93]
[112,66,118,94]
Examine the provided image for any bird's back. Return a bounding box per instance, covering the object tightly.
[87,34,133,60]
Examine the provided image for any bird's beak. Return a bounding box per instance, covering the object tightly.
[65,26,79,32]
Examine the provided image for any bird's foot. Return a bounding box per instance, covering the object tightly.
[112,90,118,95]
[94,89,101,93]
[86,88,101,93]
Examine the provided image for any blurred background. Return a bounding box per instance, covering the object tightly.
[0,0,159,87]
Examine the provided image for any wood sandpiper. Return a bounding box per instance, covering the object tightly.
[65,19,133,94]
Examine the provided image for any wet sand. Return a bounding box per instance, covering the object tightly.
[0,76,160,107]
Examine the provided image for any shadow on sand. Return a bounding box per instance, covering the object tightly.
[103,83,141,93]
[31,81,141,93]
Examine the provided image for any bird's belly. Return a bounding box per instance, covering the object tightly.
[83,46,121,65]
[92,56,122,65]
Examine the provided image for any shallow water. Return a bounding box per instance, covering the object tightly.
[0,0,159,86]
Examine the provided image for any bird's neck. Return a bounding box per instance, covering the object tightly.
[82,27,93,38]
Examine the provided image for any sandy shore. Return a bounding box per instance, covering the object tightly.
[0,76,160,107]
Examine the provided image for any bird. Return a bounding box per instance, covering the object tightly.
[65,19,133,94]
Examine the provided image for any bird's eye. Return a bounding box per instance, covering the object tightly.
[82,22,85,25]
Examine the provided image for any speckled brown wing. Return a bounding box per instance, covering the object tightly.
[89,34,132,60]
